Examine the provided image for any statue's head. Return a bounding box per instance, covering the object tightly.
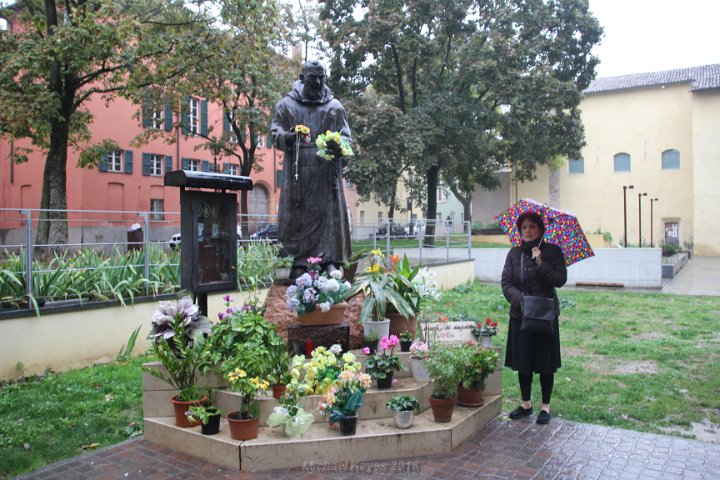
[299,60,326,101]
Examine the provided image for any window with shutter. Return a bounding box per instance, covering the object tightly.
[124,150,133,174]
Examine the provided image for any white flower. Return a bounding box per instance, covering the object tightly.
[272,406,289,415]
[343,281,351,290]
[329,344,343,354]
[314,276,329,292]
[326,278,340,292]
[319,301,331,313]
[330,270,343,280]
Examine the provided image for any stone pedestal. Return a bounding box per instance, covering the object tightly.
[287,322,350,355]
[263,284,365,349]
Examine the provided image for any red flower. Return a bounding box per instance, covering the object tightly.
[485,318,492,325]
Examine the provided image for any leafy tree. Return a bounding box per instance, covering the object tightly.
[133,1,296,234]
[0,0,216,245]
[319,0,601,233]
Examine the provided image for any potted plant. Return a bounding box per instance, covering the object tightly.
[399,328,413,352]
[318,370,372,435]
[457,345,499,407]
[424,343,463,422]
[266,388,314,438]
[285,256,352,326]
[386,394,420,429]
[288,344,361,395]
[386,254,439,337]
[471,317,498,348]
[267,341,291,399]
[187,403,222,435]
[364,335,406,389]
[273,255,294,281]
[225,365,270,440]
[408,340,431,383]
[361,331,380,355]
[144,296,212,428]
[342,249,369,283]
[347,249,414,340]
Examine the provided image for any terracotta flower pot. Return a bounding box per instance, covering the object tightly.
[457,384,485,407]
[387,312,417,337]
[297,302,347,326]
[227,412,259,440]
[171,395,207,428]
[271,384,287,399]
[429,395,457,423]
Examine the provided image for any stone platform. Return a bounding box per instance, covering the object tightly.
[142,349,503,472]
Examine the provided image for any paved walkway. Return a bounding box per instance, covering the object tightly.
[662,256,720,296]
[18,415,720,480]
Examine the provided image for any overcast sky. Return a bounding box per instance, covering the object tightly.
[588,0,720,78]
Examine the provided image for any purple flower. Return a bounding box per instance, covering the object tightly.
[302,288,317,304]
[223,295,232,302]
[218,312,226,320]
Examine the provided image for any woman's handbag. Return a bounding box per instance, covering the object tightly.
[519,254,555,334]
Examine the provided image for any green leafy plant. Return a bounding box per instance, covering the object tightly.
[471,318,498,338]
[424,343,463,400]
[117,325,142,362]
[273,255,294,268]
[399,328,413,342]
[226,365,270,420]
[143,296,212,401]
[386,394,420,412]
[347,249,413,323]
[318,370,372,423]
[457,345,499,389]
[387,254,439,315]
[267,340,291,385]
[186,404,221,425]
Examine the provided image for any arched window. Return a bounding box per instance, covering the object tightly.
[661,149,680,170]
[614,153,631,172]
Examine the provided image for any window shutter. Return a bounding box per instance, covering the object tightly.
[165,156,173,174]
[201,100,208,136]
[266,129,273,148]
[141,102,151,129]
[142,153,151,176]
[223,112,231,133]
[223,163,229,174]
[276,169,283,187]
[182,158,190,170]
[201,160,209,172]
[124,150,133,174]
[164,104,173,132]
[181,97,190,133]
[99,153,108,172]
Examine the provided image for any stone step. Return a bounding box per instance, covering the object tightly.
[144,394,501,471]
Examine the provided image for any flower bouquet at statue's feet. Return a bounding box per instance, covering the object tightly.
[285,256,352,325]
[266,387,314,438]
[364,335,406,389]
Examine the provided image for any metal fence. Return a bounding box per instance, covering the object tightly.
[0,208,471,301]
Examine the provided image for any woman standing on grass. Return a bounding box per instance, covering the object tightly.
[501,211,567,424]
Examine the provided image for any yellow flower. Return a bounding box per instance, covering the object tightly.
[338,369,354,384]
[366,263,382,273]
[370,249,384,258]
[294,124,310,135]
[358,373,372,389]
[226,368,247,383]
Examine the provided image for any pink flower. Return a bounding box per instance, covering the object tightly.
[387,335,400,347]
[362,347,370,354]
[392,378,398,384]
[223,295,232,302]
[306,256,323,265]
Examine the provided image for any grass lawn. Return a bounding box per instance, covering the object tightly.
[1,282,718,477]
[428,282,720,439]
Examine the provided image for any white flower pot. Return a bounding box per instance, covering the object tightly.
[363,318,390,340]
[480,336,493,348]
[409,357,431,383]
[274,267,291,280]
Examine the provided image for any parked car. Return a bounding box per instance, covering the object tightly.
[250,223,279,240]
[375,223,409,237]
[169,227,242,249]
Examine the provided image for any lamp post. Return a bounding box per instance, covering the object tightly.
[650,198,659,246]
[623,185,634,247]
[638,192,647,247]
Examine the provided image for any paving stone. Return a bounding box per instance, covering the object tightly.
[14,417,720,479]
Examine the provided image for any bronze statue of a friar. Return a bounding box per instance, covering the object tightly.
[270,60,352,278]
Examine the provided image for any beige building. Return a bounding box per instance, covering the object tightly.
[507,64,720,256]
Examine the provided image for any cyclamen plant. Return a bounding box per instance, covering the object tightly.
[285,257,351,314]
[364,335,406,380]
[471,318,498,338]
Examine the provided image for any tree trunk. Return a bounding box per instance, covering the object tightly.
[388,183,397,221]
[425,165,440,246]
[461,198,471,232]
[36,118,70,249]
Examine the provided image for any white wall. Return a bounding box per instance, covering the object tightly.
[470,248,662,288]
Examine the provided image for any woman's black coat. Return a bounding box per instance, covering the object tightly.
[501,242,567,374]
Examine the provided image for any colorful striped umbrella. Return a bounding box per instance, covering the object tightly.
[496,198,594,266]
